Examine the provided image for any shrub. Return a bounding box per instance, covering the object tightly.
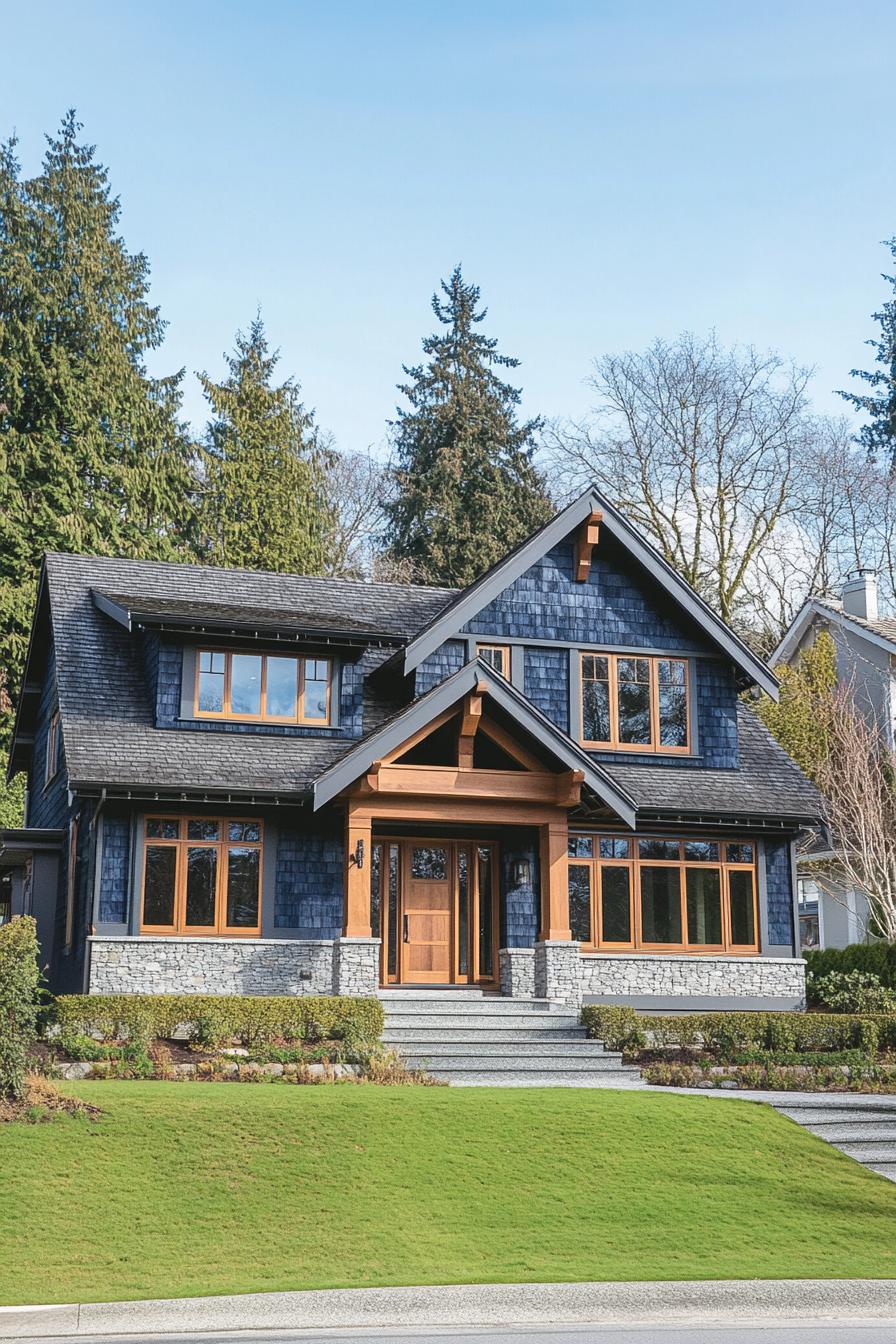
[0,917,41,1101]
[580,1004,894,1060]
[49,994,385,1049]
[810,970,896,1014]
[804,942,896,995]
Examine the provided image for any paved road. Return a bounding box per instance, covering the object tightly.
[29,1325,896,1344]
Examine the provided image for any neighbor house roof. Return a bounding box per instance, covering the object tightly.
[772,596,896,666]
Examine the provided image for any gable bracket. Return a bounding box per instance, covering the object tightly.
[575,510,602,583]
[458,683,488,769]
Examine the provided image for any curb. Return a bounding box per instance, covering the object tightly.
[2,1279,896,1338]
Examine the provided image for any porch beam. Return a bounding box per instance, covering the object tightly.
[538,818,572,941]
[361,764,571,804]
[343,802,372,937]
[575,510,602,583]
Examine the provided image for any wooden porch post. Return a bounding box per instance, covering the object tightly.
[538,816,571,942]
[343,802,373,937]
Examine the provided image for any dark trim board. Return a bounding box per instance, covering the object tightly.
[583,994,806,1013]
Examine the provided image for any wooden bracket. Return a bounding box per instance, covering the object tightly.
[458,691,484,769]
[575,510,602,583]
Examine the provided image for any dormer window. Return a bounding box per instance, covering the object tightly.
[195,650,331,725]
[581,653,690,753]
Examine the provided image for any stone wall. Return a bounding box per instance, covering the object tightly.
[580,952,806,1005]
[89,936,339,996]
[499,946,535,998]
[534,940,581,1006]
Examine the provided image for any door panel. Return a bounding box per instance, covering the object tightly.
[402,845,452,983]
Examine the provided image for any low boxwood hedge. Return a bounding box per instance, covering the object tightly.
[804,942,896,995]
[49,993,384,1049]
[580,1003,895,1057]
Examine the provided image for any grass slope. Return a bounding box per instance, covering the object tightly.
[2,1083,895,1305]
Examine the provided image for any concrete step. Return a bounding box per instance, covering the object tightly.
[865,1162,896,1181]
[381,1012,582,1032]
[430,1071,645,1088]
[778,1105,896,1127]
[381,999,558,1016]
[390,1040,611,1058]
[402,1053,627,1073]
[830,1142,896,1164]
[383,1026,589,1043]
[802,1124,896,1145]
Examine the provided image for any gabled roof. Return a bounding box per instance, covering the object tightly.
[396,487,780,699]
[772,596,896,667]
[312,657,639,827]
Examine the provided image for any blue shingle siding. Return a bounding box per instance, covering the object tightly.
[141,631,163,720]
[765,840,794,947]
[27,644,70,830]
[523,648,569,733]
[464,537,712,652]
[156,644,371,740]
[416,639,467,695]
[98,815,131,924]
[501,832,540,948]
[275,826,344,935]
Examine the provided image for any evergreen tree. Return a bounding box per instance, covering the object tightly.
[197,316,335,573]
[384,266,553,586]
[752,630,837,783]
[0,112,198,820]
[839,237,896,465]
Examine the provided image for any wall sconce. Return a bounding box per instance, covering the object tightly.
[512,858,531,886]
[352,839,365,870]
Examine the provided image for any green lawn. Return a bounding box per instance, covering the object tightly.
[2,1082,895,1305]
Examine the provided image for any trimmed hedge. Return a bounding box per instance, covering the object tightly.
[804,943,896,995]
[0,916,41,1100]
[50,994,385,1049]
[580,1004,895,1057]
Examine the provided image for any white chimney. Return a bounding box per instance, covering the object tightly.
[841,569,879,622]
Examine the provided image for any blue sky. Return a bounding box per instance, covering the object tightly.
[3,1,895,452]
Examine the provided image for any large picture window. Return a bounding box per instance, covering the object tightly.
[141,816,263,935]
[195,650,331,725]
[581,653,690,752]
[567,834,758,953]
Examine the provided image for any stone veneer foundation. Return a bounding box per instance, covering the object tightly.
[87,936,382,997]
[580,952,806,1006]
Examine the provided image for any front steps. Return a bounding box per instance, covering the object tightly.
[775,1096,896,1182]
[378,988,643,1087]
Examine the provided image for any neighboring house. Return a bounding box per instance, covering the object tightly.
[772,570,894,950]
[2,488,820,1010]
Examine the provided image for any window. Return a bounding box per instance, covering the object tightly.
[195,650,331,725]
[45,710,61,784]
[141,816,262,935]
[477,644,510,678]
[581,654,690,752]
[567,833,757,953]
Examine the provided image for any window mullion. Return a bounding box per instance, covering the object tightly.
[650,660,660,751]
[609,656,619,747]
[260,656,267,723]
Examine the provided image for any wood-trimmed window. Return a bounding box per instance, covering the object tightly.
[567,834,758,954]
[141,816,263,936]
[477,644,511,679]
[581,653,690,753]
[194,650,331,725]
[45,710,61,785]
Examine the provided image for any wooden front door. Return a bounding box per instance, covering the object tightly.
[401,844,453,983]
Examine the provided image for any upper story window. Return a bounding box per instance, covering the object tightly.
[141,815,262,936]
[45,710,61,785]
[477,644,510,678]
[195,650,331,725]
[581,653,690,753]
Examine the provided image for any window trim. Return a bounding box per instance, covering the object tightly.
[45,710,60,786]
[193,650,332,726]
[140,815,263,937]
[63,817,78,952]
[580,652,691,754]
[568,833,758,954]
[477,644,511,679]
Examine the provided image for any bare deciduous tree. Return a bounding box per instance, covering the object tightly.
[322,448,395,579]
[812,689,896,943]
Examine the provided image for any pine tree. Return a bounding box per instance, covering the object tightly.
[752,630,837,783]
[197,316,335,574]
[0,112,197,680]
[384,266,553,586]
[839,237,896,464]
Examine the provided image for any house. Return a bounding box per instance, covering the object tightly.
[2,488,821,1011]
[772,570,894,950]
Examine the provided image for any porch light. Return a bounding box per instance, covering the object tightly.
[353,838,365,870]
[512,858,531,886]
